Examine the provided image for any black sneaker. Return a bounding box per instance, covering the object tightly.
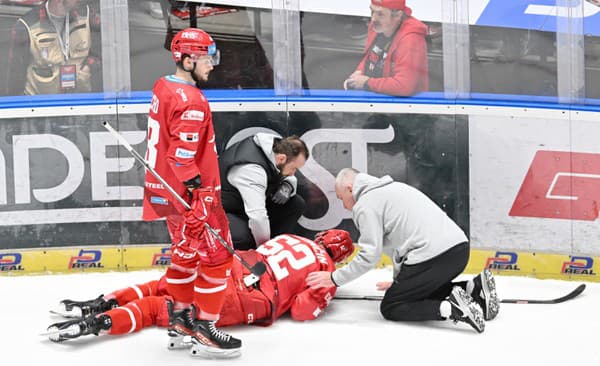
[46,314,112,342]
[56,295,118,318]
[190,320,242,359]
[447,286,485,333]
[470,269,500,321]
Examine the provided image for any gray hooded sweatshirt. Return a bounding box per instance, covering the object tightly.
[331,173,468,287]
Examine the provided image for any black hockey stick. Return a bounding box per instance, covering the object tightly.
[101,121,267,277]
[500,284,586,304]
[334,283,586,304]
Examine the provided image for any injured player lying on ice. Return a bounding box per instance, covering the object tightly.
[45,231,355,354]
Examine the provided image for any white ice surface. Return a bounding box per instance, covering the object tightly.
[2,268,599,366]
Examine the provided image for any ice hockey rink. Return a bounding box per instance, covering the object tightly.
[3,268,599,366]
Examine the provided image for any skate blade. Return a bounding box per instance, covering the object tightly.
[50,304,82,318]
[482,270,500,321]
[41,325,78,342]
[190,343,242,359]
[167,334,193,349]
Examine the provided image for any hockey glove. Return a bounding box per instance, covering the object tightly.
[182,187,216,238]
[271,180,293,205]
[314,229,354,263]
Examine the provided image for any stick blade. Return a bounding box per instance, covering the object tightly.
[500,284,586,304]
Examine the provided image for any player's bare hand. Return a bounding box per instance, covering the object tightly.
[306,271,334,289]
[376,281,392,291]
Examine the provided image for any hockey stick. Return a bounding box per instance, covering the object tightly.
[334,283,586,304]
[500,284,586,304]
[101,121,266,278]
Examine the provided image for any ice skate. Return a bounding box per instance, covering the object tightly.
[447,286,485,333]
[166,301,195,350]
[45,314,112,342]
[53,295,118,318]
[167,303,241,358]
[469,269,500,321]
[189,319,242,359]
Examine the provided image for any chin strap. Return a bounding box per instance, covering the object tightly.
[182,56,200,84]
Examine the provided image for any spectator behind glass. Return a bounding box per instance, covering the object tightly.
[6,0,101,96]
[343,0,429,97]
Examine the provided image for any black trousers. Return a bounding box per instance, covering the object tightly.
[380,242,470,321]
[227,194,305,250]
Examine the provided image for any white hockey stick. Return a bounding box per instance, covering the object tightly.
[101,121,266,278]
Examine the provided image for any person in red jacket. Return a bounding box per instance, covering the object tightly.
[141,27,240,358]
[343,0,429,97]
[45,231,354,347]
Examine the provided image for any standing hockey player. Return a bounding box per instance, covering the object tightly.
[45,231,354,345]
[307,168,499,333]
[140,27,240,358]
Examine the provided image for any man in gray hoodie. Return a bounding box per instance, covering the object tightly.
[307,168,500,333]
[219,133,309,250]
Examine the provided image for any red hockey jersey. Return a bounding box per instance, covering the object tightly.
[218,234,337,326]
[142,75,221,220]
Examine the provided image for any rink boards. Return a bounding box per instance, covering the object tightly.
[1,245,598,283]
[0,91,599,282]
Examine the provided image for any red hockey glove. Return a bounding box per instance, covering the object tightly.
[182,187,216,238]
[314,229,354,263]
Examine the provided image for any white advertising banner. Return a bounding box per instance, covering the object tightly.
[469,111,600,255]
[192,0,600,36]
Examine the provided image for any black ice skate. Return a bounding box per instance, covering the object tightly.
[46,314,112,342]
[167,302,195,350]
[470,269,500,321]
[189,319,242,359]
[447,286,485,333]
[167,303,241,358]
[54,295,118,318]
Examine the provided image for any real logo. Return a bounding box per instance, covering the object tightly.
[485,252,520,271]
[0,253,24,272]
[561,256,596,275]
[69,249,104,269]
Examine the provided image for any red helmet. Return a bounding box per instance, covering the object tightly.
[314,229,354,263]
[170,28,220,65]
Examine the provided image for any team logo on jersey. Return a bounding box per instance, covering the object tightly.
[181,110,205,122]
[152,247,172,266]
[485,252,521,271]
[176,88,188,102]
[180,132,199,142]
[561,256,596,275]
[69,249,104,269]
[0,253,24,272]
[145,182,164,190]
[175,148,196,159]
[150,196,169,205]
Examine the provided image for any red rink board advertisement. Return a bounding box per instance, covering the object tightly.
[469,109,600,255]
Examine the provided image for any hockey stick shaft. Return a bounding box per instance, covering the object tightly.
[334,283,586,304]
[101,121,266,277]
